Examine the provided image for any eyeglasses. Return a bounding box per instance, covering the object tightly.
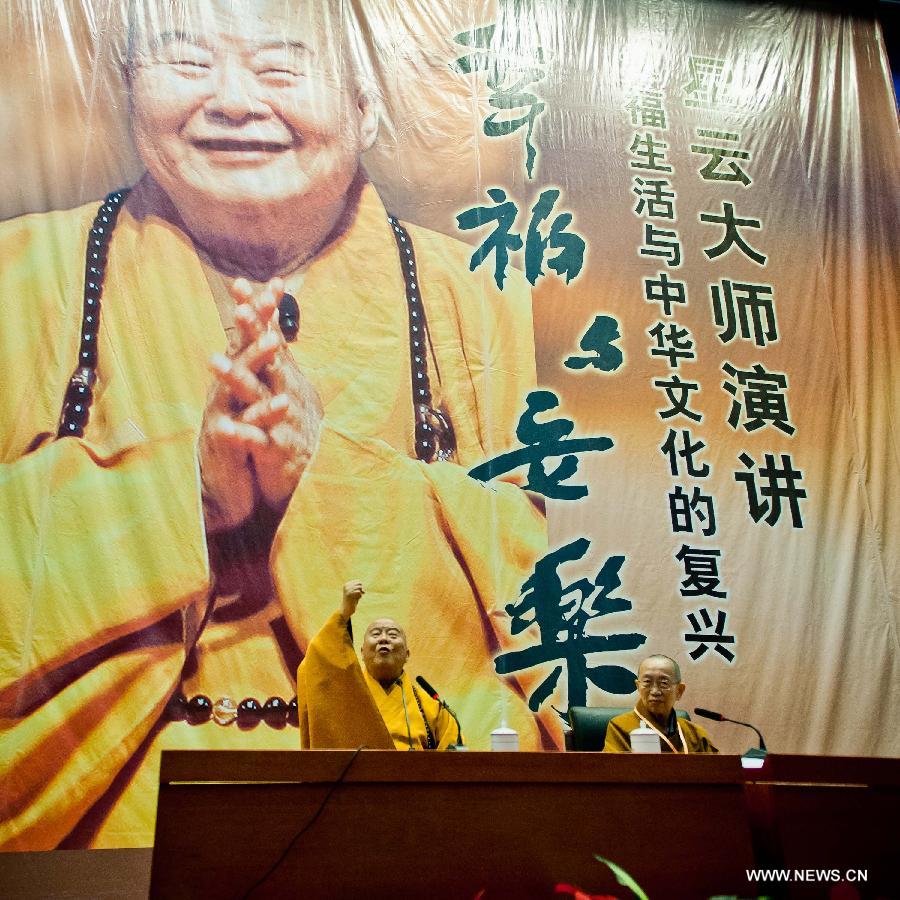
[638,678,675,691]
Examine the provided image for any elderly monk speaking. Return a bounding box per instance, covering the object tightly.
[0,0,549,849]
[603,655,718,754]
[297,581,460,751]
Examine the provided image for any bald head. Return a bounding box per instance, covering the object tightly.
[119,0,380,278]
[640,654,681,682]
[125,0,363,86]
[360,618,409,687]
[636,654,685,725]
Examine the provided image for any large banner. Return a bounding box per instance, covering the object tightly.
[1,0,898,849]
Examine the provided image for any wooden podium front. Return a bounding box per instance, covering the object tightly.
[150,750,754,899]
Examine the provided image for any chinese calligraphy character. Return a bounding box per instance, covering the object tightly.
[525,189,586,285]
[625,90,667,128]
[669,485,717,536]
[494,539,647,710]
[456,188,522,289]
[734,451,807,527]
[684,607,736,661]
[484,79,546,179]
[629,132,672,172]
[644,272,688,316]
[690,129,752,186]
[632,177,676,219]
[457,188,585,289]
[700,201,767,265]
[675,544,727,598]
[565,315,624,372]
[660,428,710,478]
[648,322,696,368]
[468,390,613,499]
[722,362,795,435]
[683,56,732,109]
[653,374,703,422]
[640,223,682,267]
[711,280,778,347]
[453,24,547,179]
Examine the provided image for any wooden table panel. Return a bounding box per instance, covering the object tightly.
[151,750,754,900]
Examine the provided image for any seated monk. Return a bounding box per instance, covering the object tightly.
[603,655,718,754]
[297,581,461,750]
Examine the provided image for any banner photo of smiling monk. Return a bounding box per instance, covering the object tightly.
[1,0,899,854]
[0,0,549,851]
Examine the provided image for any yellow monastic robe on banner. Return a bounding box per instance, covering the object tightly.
[0,178,552,850]
[297,611,458,751]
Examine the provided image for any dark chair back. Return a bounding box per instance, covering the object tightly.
[567,706,691,751]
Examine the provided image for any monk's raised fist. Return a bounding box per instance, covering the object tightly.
[340,580,365,619]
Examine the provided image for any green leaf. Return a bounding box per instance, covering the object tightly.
[593,855,649,900]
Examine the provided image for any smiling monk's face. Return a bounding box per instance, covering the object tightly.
[126,0,377,221]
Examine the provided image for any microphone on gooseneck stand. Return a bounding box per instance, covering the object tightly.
[416,675,464,747]
[694,707,768,765]
[415,675,440,701]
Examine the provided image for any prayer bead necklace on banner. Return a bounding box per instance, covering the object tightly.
[166,692,299,729]
[57,191,457,464]
[387,213,456,463]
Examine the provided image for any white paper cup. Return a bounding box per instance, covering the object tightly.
[491,727,519,751]
[629,727,661,753]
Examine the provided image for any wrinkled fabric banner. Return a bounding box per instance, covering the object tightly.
[0,0,897,849]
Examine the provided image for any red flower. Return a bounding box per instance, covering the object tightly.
[554,883,619,900]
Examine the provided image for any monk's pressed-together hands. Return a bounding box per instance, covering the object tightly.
[200,278,323,532]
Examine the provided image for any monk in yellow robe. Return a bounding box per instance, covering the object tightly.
[0,1,554,851]
[603,655,718,753]
[298,582,460,751]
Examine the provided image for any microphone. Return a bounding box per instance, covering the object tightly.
[694,707,767,752]
[416,676,463,746]
[415,675,441,700]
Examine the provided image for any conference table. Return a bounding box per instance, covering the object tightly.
[149,750,899,899]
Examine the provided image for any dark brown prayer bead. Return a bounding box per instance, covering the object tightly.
[262,696,289,727]
[185,694,212,725]
[236,697,263,728]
